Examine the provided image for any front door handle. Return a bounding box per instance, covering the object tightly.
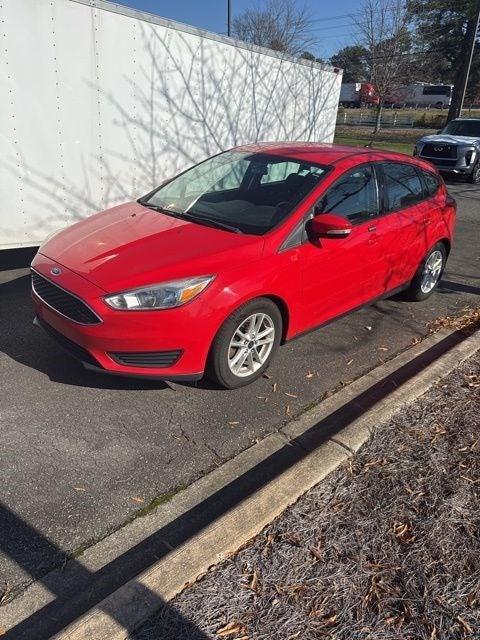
[367,225,378,245]
[423,217,432,225]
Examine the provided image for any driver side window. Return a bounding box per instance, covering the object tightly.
[319,165,379,224]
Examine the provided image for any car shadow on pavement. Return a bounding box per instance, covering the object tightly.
[1,325,475,640]
[0,247,38,271]
[0,273,171,391]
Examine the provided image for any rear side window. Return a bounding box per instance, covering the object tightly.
[422,170,441,198]
[320,166,379,224]
[382,163,424,211]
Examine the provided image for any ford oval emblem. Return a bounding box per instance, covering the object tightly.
[50,267,61,276]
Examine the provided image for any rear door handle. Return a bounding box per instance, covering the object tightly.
[423,217,432,225]
[368,225,377,232]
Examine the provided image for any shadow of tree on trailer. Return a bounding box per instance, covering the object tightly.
[0,25,338,242]
[98,24,338,193]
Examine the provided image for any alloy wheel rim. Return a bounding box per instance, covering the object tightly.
[228,313,275,377]
[420,250,443,294]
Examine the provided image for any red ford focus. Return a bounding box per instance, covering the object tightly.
[31,143,455,389]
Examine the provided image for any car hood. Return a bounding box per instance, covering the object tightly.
[39,202,264,293]
[419,134,480,146]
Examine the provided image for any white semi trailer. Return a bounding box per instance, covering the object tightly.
[0,0,342,250]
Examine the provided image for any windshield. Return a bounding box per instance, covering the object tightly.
[141,150,328,235]
[441,120,480,137]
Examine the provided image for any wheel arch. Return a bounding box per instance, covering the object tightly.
[263,294,290,343]
[438,237,451,257]
[210,292,291,351]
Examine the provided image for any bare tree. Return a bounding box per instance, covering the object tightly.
[232,0,315,56]
[357,0,411,132]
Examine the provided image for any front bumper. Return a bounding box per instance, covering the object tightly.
[31,254,214,380]
[33,316,202,381]
[418,147,477,175]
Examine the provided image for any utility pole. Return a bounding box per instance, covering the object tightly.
[227,0,231,37]
[447,0,480,122]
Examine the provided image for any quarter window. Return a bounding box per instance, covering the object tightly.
[382,163,424,211]
[422,170,441,198]
[319,166,379,224]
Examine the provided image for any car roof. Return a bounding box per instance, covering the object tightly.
[232,141,414,167]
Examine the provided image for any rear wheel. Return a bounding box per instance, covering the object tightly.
[405,243,446,301]
[208,298,282,389]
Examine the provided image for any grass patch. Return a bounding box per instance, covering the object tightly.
[334,134,413,156]
[68,486,185,562]
[333,123,434,155]
[128,486,185,522]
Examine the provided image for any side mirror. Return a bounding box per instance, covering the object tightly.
[311,213,352,238]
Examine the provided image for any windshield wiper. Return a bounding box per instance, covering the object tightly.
[138,199,242,233]
[137,200,184,218]
[180,212,242,234]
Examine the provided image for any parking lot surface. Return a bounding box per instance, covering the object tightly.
[1,182,479,594]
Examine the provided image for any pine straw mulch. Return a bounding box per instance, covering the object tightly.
[135,346,480,640]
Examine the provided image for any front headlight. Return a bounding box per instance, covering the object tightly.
[465,149,476,165]
[104,275,214,310]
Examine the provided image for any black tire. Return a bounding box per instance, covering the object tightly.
[404,242,447,301]
[467,160,480,184]
[207,297,282,389]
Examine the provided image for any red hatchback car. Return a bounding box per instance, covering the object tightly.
[31,143,455,389]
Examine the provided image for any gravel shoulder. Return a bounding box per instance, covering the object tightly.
[134,350,480,640]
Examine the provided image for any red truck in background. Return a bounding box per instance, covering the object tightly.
[339,82,379,107]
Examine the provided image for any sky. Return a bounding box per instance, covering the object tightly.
[113,0,359,59]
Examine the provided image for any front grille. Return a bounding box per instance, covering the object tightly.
[37,317,102,368]
[422,143,457,159]
[32,271,101,325]
[109,350,183,368]
[422,158,457,167]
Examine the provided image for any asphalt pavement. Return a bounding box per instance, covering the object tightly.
[0,181,479,596]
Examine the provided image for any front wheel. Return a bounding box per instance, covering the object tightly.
[468,160,480,184]
[405,243,446,301]
[207,298,282,389]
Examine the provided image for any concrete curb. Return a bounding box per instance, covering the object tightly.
[3,327,479,639]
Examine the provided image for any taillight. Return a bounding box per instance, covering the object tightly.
[446,194,457,211]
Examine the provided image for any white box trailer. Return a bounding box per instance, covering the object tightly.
[0,0,342,250]
[339,83,362,105]
[390,83,453,108]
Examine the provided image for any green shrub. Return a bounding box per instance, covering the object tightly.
[413,112,447,129]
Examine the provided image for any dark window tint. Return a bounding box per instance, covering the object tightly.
[422,85,451,96]
[382,163,423,211]
[320,166,379,223]
[422,170,441,197]
[441,119,480,137]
